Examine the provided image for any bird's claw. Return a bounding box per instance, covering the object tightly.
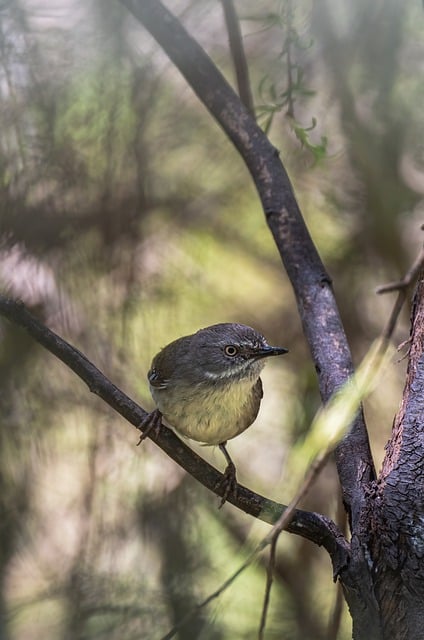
[217,461,238,508]
[136,409,163,445]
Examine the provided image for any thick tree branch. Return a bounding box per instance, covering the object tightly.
[120,0,374,531]
[0,295,349,575]
[368,274,424,639]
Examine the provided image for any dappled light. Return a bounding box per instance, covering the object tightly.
[0,1,423,638]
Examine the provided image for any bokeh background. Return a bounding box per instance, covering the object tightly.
[0,1,423,638]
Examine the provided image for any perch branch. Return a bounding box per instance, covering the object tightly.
[0,295,349,573]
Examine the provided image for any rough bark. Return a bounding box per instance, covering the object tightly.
[366,276,424,640]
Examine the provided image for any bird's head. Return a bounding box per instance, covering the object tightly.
[188,323,288,384]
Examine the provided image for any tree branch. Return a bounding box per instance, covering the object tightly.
[369,273,424,638]
[120,0,374,533]
[220,0,255,117]
[376,243,424,342]
[0,295,349,575]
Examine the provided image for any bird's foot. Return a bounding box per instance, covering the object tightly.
[217,461,238,508]
[136,409,163,445]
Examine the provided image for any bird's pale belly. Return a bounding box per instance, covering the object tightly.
[151,378,261,445]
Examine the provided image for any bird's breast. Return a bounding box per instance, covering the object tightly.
[151,376,262,445]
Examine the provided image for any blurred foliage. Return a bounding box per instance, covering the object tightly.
[0,0,423,638]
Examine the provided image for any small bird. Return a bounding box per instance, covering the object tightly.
[139,323,288,504]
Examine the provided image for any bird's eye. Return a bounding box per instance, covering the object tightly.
[224,345,238,357]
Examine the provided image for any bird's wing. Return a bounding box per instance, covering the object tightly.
[246,377,264,427]
[148,334,193,389]
[254,377,264,401]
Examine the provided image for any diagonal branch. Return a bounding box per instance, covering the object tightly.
[258,448,334,638]
[120,0,374,530]
[0,295,349,574]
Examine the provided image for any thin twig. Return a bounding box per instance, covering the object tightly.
[376,245,424,294]
[258,449,333,638]
[160,548,260,640]
[381,289,407,342]
[258,534,277,640]
[221,0,255,117]
[327,495,348,640]
[376,244,424,342]
[285,0,295,118]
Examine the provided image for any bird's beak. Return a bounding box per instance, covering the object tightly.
[253,345,288,360]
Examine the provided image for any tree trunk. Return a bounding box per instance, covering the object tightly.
[364,275,424,640]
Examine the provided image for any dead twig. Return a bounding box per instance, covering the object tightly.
[377,243,424,343]
[376,245,424,295]
[258,449,333,639]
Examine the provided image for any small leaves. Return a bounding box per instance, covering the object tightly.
[291,118,328,165]
[252,1,328,161]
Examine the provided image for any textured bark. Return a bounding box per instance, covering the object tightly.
[367,276,424,640]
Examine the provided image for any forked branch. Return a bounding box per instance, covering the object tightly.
[120,0,375,537]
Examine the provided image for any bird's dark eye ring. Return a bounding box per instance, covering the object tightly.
[224,345,238,357]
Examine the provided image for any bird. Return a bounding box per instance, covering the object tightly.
[138,323,288,505]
